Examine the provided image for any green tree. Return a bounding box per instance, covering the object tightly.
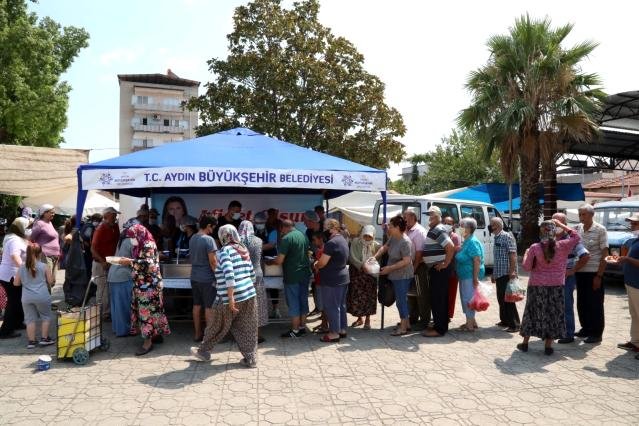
[0,0,89,147]
[389,129,503,195]
[186,0,406,169]
[458,15,604,248]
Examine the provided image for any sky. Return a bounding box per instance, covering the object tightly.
[31,0,639,180]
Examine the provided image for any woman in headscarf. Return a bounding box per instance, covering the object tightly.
[347,225,380,330]
[0,217,29,338]
[239,220,268,342]
[519,219,580,356]
[30,204,60,292]
[118,223,170,355]
[191,225,258,367]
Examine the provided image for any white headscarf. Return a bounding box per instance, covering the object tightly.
[361,225,376,260]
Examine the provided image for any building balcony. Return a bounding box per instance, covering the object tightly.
[132,102,184,112]
[132,124,186,134]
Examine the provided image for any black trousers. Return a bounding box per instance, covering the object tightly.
[428,264,452,335]
[0,279,23,336]
[495,275,520,328]
[575,272,605,337]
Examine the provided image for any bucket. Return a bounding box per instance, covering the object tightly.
[36,355,52,371]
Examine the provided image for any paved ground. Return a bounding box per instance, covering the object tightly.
[0,272,637,425]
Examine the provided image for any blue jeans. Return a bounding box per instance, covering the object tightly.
[109,280,133,337]
[459,278,476,319]
[320,285,348,333]
[564,275,576,338]
[284,281,310,317]
[392,278,412,320]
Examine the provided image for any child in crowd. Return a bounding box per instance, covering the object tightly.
[14,243,54,349]
[311,232,328,333]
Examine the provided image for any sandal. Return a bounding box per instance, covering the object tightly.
[320,334,340,343]
[135,345,153,356]
[457,324,475,332]
[394,323,412,332]
[363,324,371,330]
[390,330,407,336]
[351,319,364,328]
[312,324,329,333]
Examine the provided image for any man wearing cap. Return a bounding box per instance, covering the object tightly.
[421,206,455,337]
[616,214,639,356]
[30,204,60,291]
[91,207,121,319]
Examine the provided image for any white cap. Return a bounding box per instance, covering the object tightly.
[103,207,121,215]
[426,205,442,216]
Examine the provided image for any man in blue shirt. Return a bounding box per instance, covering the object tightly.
[617,214,639,358]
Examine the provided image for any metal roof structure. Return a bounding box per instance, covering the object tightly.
[558,91,639,173]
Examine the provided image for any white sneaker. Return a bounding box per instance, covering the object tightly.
[190,346,210,362]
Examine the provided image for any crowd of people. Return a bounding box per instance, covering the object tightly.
[0,199,638,365]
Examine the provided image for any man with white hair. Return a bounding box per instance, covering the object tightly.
[553,212,590,344]
[403,209,430,329]
[421,206,455,337]
[490,217,520,332]
[575,203,608,344]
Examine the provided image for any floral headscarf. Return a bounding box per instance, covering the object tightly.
[125,223,155,258]
[539,220,557,243]
[238,220,255,245]
[218,224,250,261]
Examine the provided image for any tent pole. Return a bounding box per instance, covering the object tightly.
[380,190,387,330]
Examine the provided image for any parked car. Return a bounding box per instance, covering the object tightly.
[372,196,508,267]
[593,200,639,278]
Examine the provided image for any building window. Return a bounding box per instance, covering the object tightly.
[163,119,170,126]
[142,117,148,125]
[136,95,149,105]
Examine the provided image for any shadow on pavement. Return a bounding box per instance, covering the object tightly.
[583,352,639,380]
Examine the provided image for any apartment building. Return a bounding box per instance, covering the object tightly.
[118,70,200,154]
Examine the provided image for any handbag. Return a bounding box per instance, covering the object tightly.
[377,275,395,307]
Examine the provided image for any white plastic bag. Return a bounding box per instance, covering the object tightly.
[478,280,493,297]
[363,258,380,276]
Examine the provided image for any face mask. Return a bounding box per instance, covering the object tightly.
[633,230,639,237]
[255,223,265,231]
[179,224,185,232]
[442,224,452,233]
[148,219,157,226]
[130,238,138,247]
[232,212,241,220]
[92,221,100,227]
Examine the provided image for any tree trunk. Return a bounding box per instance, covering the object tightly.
[541,157,558,220]
[519,150,541,251]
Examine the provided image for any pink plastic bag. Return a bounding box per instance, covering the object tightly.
[468,288,490,312]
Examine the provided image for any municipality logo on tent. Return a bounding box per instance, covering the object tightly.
[99,172,113,186]
[341,175,354,187]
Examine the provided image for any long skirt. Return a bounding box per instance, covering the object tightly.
[255,276,269,327]
[131,286,171,339]
[109,280,133,337]
[520,285,566,340]
[347,267,377,317]
[200,297,258,363]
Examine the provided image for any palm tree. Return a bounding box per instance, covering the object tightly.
[458,14,605,249]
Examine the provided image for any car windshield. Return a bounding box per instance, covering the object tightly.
[594,207,636,231]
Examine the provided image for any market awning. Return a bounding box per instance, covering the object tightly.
[428,183,585,212]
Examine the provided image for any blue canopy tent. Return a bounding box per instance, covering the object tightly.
[436,183,585,212]
[76,127,388,223]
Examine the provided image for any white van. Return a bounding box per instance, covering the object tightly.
[372,196,508,267]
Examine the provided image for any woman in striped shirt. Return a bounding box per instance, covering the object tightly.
[191,225,258,367]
